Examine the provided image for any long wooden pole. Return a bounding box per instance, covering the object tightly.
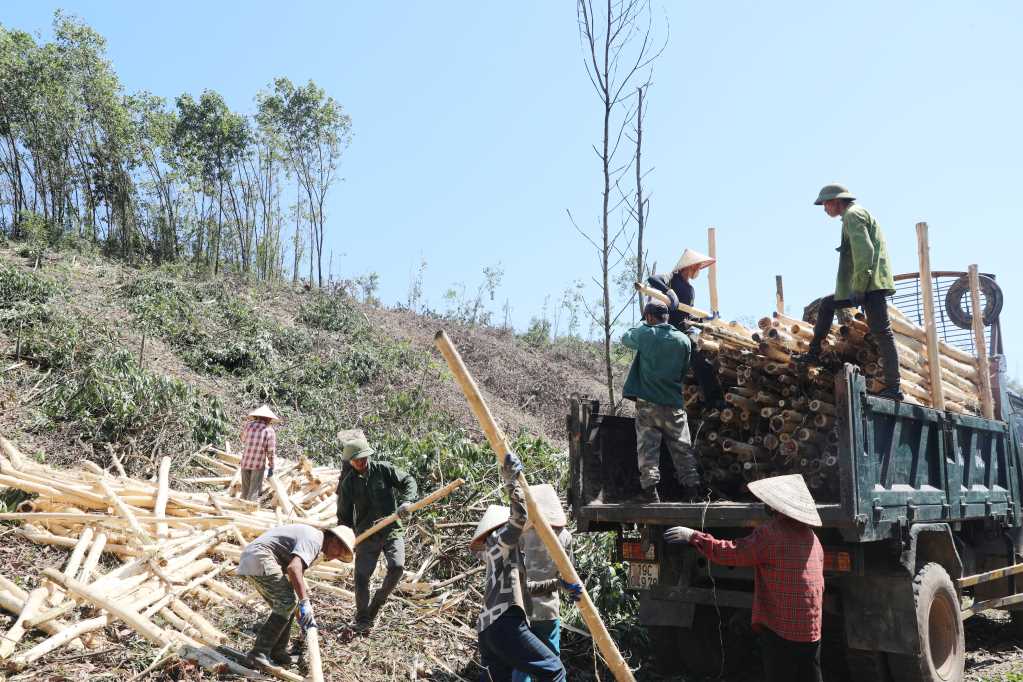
[155,456,171,538]
[434,331,635,682]
[707,226,719,315]
[916,222,945,410]
[355,478,465,545]
[634,282,710,319]
[775,275,784,315]
[306,626,325,682]
[968,265,995,419]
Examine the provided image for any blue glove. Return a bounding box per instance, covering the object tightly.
[266,466,274,478]
[503,452,523,479]
[298,599,316,630]
[559,579,583,602]
[396,502,412,519]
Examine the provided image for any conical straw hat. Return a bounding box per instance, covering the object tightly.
[247,405,280,422]
[324,525,356,563]
[673,248,716,273]
[470,505,510,551]
[528,484,567,528]
[747,474,822,527]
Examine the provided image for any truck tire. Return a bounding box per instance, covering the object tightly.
[888,563,965,682]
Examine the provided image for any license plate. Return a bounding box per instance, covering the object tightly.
[628,562,659,589]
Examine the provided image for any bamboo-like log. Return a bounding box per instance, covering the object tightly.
[8,614,110,670]
[155,456,171,538]
[968,265,995,419]
[269,474,294,515]
[434,330,635,682]
[809,400,836,416]
[0,587,47,659]
[355,478,465,545]
[307,626,325,682]
[98,478,153,544]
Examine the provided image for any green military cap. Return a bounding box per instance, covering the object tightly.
[338,429,374,461]
[814,184,856,205]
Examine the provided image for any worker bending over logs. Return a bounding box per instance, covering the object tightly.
[798,184,902,400]
[513,484,575,682]
[664,474,824,682]
[239,405,280,502]
[622,301,703,503]
[472,453,579,682]
[336,430,418,633]
[237,523,356,668]
[647,248,725,408]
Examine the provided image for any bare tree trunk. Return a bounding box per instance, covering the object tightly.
[635,85,646,320]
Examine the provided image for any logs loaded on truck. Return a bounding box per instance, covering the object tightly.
[569,267,1023,682]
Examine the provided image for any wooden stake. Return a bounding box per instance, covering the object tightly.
[355,479,465,545]
[634,282,710,319]
[775,275,784,315]
[306,625,325,682]
[155,456,171,538]
[916,222,945,410]
[434,330,636,682]
[708,226,719,315]
[968,265,996,419]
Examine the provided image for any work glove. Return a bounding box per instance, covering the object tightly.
[396,502,412,519]
[502,452,524,481]
[298,599,316,630]
[558,579,583,603]
[266,466,274,478]
[663,526,697,545]
[848,291,866,308]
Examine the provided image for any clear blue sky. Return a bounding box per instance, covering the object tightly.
[6,2,1023,368]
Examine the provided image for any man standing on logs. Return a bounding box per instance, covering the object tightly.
[336,431,418,633]
[622,301,702,503]
[663,475,824,682]
[471,453,578,682]
[239,405,280,503]
[647,248,725,408]
[799,184,903,400]
[513,484,575,682]
[237,523,355,668]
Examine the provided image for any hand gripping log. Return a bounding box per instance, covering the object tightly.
[434,330,636,682]
[634,282,711,320]
[355,478,465,545]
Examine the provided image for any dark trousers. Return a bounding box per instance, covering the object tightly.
[811,291,900,389]
[759,628,822,682]
[354,535,405,622]
[478,608,566,682]
[680,330,723,405]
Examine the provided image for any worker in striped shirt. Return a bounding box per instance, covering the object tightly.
[239,405,279,503]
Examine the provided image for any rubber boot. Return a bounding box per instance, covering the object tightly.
[269,611,298,667]
[248,612,290,668]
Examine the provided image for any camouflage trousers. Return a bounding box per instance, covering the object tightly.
[245,569,297,618]
[635,399,699,490]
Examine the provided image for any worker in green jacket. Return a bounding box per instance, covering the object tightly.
[800,184,902,400]
[336,431,418,633]
[621,300,701,503]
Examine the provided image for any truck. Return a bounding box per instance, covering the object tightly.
[567,271,1020,682]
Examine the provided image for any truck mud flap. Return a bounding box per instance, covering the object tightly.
[839,575,920,655]
[638,591,696,628]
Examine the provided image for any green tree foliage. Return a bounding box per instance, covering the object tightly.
[0,13,349,283]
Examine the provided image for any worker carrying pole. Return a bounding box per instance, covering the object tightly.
[796,184,902,400]
[664,474,825,682]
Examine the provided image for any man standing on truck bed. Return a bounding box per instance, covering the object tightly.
[799,184,902,400]
[646,248,725,409]
[336,430,418,633]
[663,474,824,682]
[621,300,702,503]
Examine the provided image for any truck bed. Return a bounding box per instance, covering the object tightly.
[578,500,846,528]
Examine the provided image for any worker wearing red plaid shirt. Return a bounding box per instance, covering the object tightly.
[240,405,280,502]
[665,474,824,682]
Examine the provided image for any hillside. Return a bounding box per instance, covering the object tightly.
[0,243,643,681]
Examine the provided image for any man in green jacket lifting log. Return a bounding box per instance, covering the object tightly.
[799,184,902,400]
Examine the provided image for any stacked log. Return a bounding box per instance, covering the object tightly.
[0,437,463,680]
[685,304,987,502]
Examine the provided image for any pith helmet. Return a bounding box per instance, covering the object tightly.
[470,505,510,551]
[673,248,716,274]
[747,474,822,527]
[247,405,280,422]
[814,184,856,205]
[528,484,568,528]
[323,525,356,562]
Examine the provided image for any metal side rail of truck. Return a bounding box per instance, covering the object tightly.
[567,276,1023,682]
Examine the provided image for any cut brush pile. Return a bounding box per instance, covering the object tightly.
[0,436,481,681]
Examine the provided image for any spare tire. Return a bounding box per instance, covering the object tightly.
[945,274,1002,330]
